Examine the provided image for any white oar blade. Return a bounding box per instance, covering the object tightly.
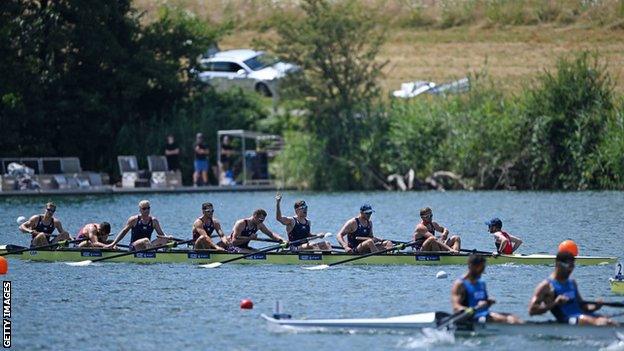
[66,260,93,267]
[200,262,222,269]
[304,264,330,271]
[322,232,332,238]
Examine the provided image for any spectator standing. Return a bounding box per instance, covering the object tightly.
[193,133,210,186]
[164,134,180,171]
[219,135,236,185]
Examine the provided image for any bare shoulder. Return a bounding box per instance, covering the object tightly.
[126,216,138,225]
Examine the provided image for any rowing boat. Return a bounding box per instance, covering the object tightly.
[0,244,616,266]
[611,278,624,294]
[261,312,624,340]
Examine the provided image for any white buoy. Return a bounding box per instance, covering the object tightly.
[16,216,27,225]
[436,270,448,279]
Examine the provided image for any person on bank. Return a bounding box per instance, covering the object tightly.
[412,207,460,252]
[76,222,112,248]
[192,202,227,251]
[164,134,180,171]
[528,251,618,326]
[225,209,286,253]
[336,204,394,254]
[193,132,210,186]
[105,200,173,251]
[19,202,72,247]
[451,254,523,323]
[485,218,522,254]
[275,193,332,251]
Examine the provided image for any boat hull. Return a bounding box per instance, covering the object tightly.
[611,279,624,294]
[0,245,616,266]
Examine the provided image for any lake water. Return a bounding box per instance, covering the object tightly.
[1,191,623,350]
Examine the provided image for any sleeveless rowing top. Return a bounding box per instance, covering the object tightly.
[288,217,310,242]
[347,218,372,249]
[130,215,154,243]
[240,220,258,237]
[193,217,215,242]
[548,278,584,323]
[413,221,435,251]
[494,231,513,254]
[461,278,490,320]
[34,215,56,235]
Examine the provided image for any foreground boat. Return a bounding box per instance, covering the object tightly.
[0,244,616,266]
[262,312,624,340]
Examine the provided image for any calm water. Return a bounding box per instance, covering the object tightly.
[1,191,623,350]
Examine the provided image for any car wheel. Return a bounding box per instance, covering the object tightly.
[255,83,273,97]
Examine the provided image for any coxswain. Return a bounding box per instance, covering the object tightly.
[19,202,71,247]
[76,222,111,248]
[192,202,227,251]
[275,194,332,251]
[225,209,285,253]
[336,204,393,254]
[105,200,172,250]
[528,251,618,326]
[485,218,522,254]
[451,254,523,323]
[412,207,460,252]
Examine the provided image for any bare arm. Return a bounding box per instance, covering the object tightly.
[528,280,557,316]
[53,219,70,237]
[508,234,523,253]
[165,147,180,155]
[451,280,467,313]
[275,194,292,226]
[88,225,107,248]
[19,215,39,235]
[433,222,449,241]
[152,218,167,238]
[336,219,356,250]
[258,222,284,242]
[193,219,208,238]
[230,220,245,243]
[107,217,135,247]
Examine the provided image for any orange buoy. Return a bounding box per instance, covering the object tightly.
[0,256,7,274]
[240,299,253,310]
[558,240,579,257]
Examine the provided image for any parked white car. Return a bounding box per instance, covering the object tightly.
[196,49,297,98]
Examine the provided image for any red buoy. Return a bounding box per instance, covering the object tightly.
[558,240,579,257]
[0,257,8,274]
[240,299,253,309]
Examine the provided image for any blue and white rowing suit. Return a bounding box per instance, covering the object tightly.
[346,218,372,253]
[462,278,490,321]
[130,215,154,249]
[548,278,588,324]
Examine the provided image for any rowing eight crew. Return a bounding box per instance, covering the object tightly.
[455,252,618,326]
[18,199,524,255]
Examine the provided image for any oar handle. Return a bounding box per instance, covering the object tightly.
[1,237,88,256]
[583,301,624,308]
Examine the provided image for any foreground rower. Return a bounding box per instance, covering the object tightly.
[19,202,71,247]
[275,194,332,251]
[336,204,393,254]
[528,251,618,326]
[451,254,523,323]
[485,217,522,254]
[192,202,227,251]
[225,209,285,253]
[412,207,460,252]
[76,222,111,248]
[105,200,172,250]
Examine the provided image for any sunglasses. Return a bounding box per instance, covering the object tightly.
[258,217,266,222]
[296,205,308,210]
[140,207,151,210]
[203,208,214,213]
[46,208,56,213]
[558,261,575,269]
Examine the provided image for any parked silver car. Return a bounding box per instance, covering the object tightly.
[196,49,296,98]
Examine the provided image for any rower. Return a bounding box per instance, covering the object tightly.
[105,200,172,251]
[225,209,285,253]
[192,202,227,251]
[485,218,522,254]
[336,204,393,254]
[412,207,460,252]
[275,194,332,252]
[451,254,523,323]
[76,222,111,248]
[528,251,618,326]
[19,202,72,247]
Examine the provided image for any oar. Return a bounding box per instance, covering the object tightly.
[460,249,498,256]
[201,233,332,269]
[583,301,624,308]
[66,239,193,266]
[304,240,418,271]
[436,305,488,330]
[254,237,344,251]
[1,238,88,256]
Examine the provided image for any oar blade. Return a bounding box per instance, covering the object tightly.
[200,262,223,269]
[65,260,93,267]
[304,264,330,271]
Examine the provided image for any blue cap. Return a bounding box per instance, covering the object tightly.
[360,204,375,214]
[485,218,503,227]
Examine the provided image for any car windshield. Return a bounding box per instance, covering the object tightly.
[244,54,278,71]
